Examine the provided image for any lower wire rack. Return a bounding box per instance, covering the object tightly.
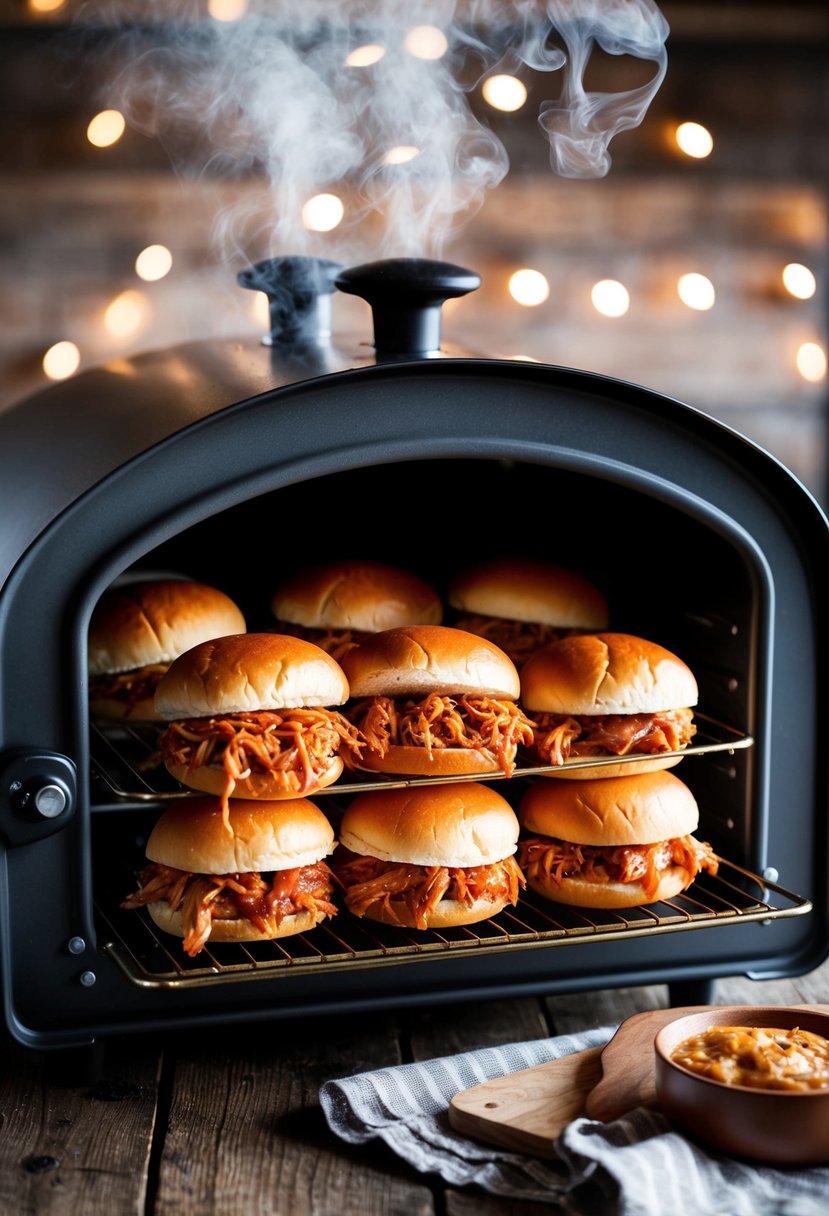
[96,859,811,990]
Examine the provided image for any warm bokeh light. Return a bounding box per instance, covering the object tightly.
[508,268,550,307]
[301,193,344,232]
[384,145,420,165]
[345,44,386,67]
[782,262,817,300]
[29,0,66,12]
[677,272,716,310]
[591,279,630,317]
[674,121,714,158]
[404,26,449,59]
[135,244,173,282]
[249,292,271,329]
[104,290,150,338]
[42,340,80,380]
[207,0,248,19]
[86,109,126,148]
[482,74,528,113]
[796,341,827,383]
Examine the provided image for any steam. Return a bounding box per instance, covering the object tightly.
[82,0,668,263]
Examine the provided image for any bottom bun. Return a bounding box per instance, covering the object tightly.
[147,900,324,943]
[352,893,510,929]
[526,865,692,909]
[356,745,501,778]
[538,754,683,780]
[164,756,344,799]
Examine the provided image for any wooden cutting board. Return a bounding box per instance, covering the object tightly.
[448,1003,829,1158]
[447,1006,691,1158]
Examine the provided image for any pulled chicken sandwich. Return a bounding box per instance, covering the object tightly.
[340,625,534,778]
[521,631,697,779]
[122,796,338,956]
[334,781,525,929]
[154,633,364,827]
[518,770,718,908]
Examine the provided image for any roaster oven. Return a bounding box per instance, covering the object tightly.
[0,256,827,1055]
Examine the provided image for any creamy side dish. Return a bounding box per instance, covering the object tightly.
[669,1024,829,1091]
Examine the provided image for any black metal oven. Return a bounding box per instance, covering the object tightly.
[1,257,826,1055]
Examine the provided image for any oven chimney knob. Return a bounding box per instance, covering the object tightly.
[237,255,343,347]
[335,257,481,358]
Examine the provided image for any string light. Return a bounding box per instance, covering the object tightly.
[782,263,817,300]
[674,121,714,158]
[301,193,344,232]
[104,290,150,338]
[28,0,66,12]
[42,341,80,380]
[508,269,550,307]
[591,280,630,317]
[207,0,248,18]
[249,292,270,329]
[384,146,420,165]
[404,26,448,59]
[796,341,827,383]
[346,44,386,67]
[87,110,126,148]
[677,272,716,311]
[482,75,528,113]
[135,244,173,282]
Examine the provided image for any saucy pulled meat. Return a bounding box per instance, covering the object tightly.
[530,708,696,767]
[518,835,718,899]
[670,1025,829,1091]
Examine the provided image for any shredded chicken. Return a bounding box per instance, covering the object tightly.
[453,615,572,667]
[348,692,534,776]
[333,848,525,929]
[88,662,169,715]
[122,860,338,957]
[158,709,364,829]
[530,708,696,767]
[518,834,718,899]
[271,621,368,663]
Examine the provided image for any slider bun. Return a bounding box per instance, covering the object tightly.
[354,745,501,778]
[520,770,699,846]
[271,560,442,632]
[525,866,693,909]
[339,781,519,868]
[341,625,520,699]
[449,557,608,629]
[88,694,159,722]
[154,633,350,718]
[145,795,335,873]
[88,580,246,676]
[146,901,325,943]
[349,893,512,929]
[537,754,684,780]
[164,755,344,800]
[520,632,698,715]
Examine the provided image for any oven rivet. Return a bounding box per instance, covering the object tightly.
[68,937,86,955]
[763,867,779,883]
[79,971,96,987]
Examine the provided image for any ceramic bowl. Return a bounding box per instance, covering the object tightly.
[654,1005,829,1165]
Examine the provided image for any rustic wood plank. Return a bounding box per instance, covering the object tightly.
[544,983,669,1037]
[153,1014,435,1215]
[0,1035,159,1215]
[446,1189,554,1216]
[407,998,551,1060]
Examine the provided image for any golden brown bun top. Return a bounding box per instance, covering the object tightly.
[520,632,698,715]
[340,625,520,699]
[520,770,699,846]
[449,557,608,629]
[153,632,350,719]
[271,560,442,632]
[88,579,246,676]
[339,781,519,867]
[145,796,336,873]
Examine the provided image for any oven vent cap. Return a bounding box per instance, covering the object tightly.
[237,255,343,347]
[335,257,481,359]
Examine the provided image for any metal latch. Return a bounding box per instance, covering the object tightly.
[0,749,77,846]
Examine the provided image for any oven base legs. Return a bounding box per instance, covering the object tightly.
[667,978,715,1007]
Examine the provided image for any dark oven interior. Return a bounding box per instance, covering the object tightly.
[2,357,826,1050]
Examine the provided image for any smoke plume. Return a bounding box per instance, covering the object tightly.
[81,0,669,264]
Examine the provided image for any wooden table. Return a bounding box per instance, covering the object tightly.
[2,958,828,1215]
